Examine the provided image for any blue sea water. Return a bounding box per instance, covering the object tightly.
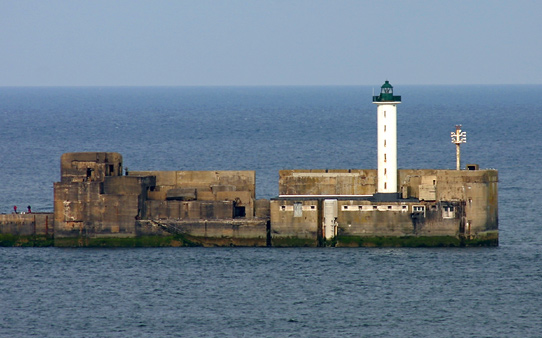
[1,85,541,337]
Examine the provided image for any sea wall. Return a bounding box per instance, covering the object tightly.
[0,213,54,246]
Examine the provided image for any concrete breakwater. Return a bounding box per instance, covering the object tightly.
[0,151,498,247]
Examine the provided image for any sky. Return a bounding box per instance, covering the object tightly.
[1,0,541,86]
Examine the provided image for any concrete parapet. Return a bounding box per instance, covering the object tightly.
[0,213,53,236]
[0,213,54,246]
[279,169,377,195]
[131,170,255,198]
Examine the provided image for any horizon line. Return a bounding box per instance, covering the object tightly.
[1,83,540,88]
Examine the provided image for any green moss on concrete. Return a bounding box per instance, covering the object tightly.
[54,235,201,248]
[0,234,54,247]
[336,234,498,247]
[461,231,499,247]
[336,235,461,247]
[271,237,318,247]
[181,236,267,247]
[24,232,498,248]
[54,234,269,247]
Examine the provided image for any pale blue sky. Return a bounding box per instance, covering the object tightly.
[1,0,541,86]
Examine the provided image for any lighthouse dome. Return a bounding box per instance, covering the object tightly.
[373,80,401,102]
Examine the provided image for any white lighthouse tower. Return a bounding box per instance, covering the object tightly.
[373,80,401,200]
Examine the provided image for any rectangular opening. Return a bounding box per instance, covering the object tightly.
[234,206,246,218]
[443,206,455,219]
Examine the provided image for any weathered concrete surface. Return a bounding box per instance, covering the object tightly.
[255,199,270,219]
[270,199,320,247]
[131,170,256,218]
[273,168,498,246]
[279,169,377,196]
[137,219,269,247]
[145,200,235,220]
[60,152,123,183]
[54,152,155,246]
[0,213,54,246]
[1,151,499,247]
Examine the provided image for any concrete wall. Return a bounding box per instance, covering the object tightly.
[335,200,466,237]
[137,219,269,247]
[60,152,123,183]
[131,170,257,218]
[398,169,499,234]
[270,199,320,246]
[0,213,54,236]
[273,168,498,245]
[279,169,377,195]
[145,200,235,220]
[43,152,500,247]
[54,153,155,242]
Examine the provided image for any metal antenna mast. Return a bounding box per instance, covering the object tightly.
[451,125,467,170]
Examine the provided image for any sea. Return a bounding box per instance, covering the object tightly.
[0,85,541,337]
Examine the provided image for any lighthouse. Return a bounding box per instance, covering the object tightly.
[373,80,401,200]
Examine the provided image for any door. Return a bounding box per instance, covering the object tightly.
[323,199,338,240]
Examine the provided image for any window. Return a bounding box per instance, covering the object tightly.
[443,206,455,219]
[413,206,425,213]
